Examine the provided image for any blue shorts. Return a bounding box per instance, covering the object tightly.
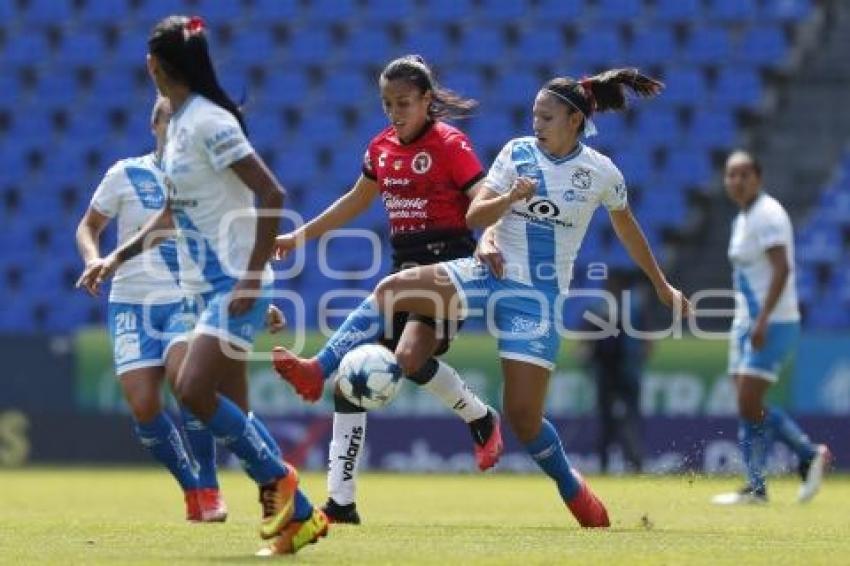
[442,258,561,370]
[194,285,272,351]
[728,320,800,382]
[108,300,196,376]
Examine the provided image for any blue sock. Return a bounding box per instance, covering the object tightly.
[739,418,768,492]
[315,295,384,377]
[206,396,287,486]
[524,419,581,502]
[181,408,219,489]
[135,412,198,491]
[248,412,282,460]
[764,406,817,462]
[248,414,311,520]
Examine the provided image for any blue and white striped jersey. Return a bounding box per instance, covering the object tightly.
[485,137,627,292]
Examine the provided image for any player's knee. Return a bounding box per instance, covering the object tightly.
[173,371,205,412]
[125,391,161,423]
[395,346,427,378]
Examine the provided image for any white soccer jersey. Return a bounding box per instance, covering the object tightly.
[485,138,628,291]
[163,95,273,294]
[728,192,800,323]
[91,153,202,304]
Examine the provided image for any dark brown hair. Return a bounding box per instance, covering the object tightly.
[148,15,246,133]
[544,68,664,132]
[380,55,477,120]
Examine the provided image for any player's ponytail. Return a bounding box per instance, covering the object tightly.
[380,55,478,121]
[544,68,663,135]
[148,15,247,134]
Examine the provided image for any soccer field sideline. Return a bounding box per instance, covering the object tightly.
[1,469,848,565]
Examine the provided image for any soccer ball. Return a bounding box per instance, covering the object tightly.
[335,344,404,410]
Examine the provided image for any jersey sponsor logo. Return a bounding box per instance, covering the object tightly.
[383,177,411,187]
[562,189,588,202]
[383,194,428,220]
[211,137,243,157]
[378,151,387,168]
[114,333,141,365]
[393,159,403,171]
[125,167,165,210]
[460,140,472,151]
[527,198,561,218]
[510,315,550,338]
[174,128,190,153]
[513,197,574,228]
[612,182,627,202]
[339,425,364,481]
[411,151,432,174]
[571,167,593,190]
[204,126,240,151]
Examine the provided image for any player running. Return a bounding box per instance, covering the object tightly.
[275,68,691,528]
[76,15,327,555]
[712,150,830,505]
[272,55,503,524]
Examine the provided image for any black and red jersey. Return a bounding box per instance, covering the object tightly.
[362,121,484,242]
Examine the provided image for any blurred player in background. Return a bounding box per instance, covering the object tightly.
[272,55,503,524]
[275,67,690,528]
[76,15,326,555]
[75,96,228,523]
[712,150,830,505]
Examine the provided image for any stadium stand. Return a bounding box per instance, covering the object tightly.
[0,0,838,332]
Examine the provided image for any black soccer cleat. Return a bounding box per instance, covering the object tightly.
[321,498,361,525]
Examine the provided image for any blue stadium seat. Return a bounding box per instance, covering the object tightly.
[533,0,586,24]
[193,0,244,27]
[90,69,138,99]
[661,148,712,189]
[262,70,310,106]
[249,0,299,24]
[228,29,280,67]
[632,107,680,148]
[661,68,708,107]
[320,69,371,106]
[636,187,688,229]
[629,27,677,66]
[342,28,393,66]
[705,0,758,23]
[572,29,624,67]
[736,27,789,67]
[3,32,51,68]
[594,0,644,23]
[805,297,850,329]
[713,67,762,109]
[455,28,507,66]
[302,0,357,25]
[57,31,109,68]
[816,187,850,226]
[286,28,335,66]
[110,33,146,67]
[400,28,451,66]
[653,0,702,23]
[21,0,74,28]
[829,266,850,304]
[489,70,539,107]
[796,224,843,264]
[78,0,127,27]
[467,113,514,151]
[683,26,732,66]
[591,113,627,149]
[514,29,565,65]
[361,0,418,24]
[33,70,79,107]
[761,0,812,22]
[418,0,475,24]
[476,0,527,23]
[688,108,736,149]
[436,70,485,102]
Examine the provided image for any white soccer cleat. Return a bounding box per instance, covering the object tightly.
[798,444,832,503]
[711,486,767,505]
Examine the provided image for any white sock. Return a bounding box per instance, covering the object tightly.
[327,411,367,506]
[422,360,489,423]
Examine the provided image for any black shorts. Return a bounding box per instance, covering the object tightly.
[380,229,475,357]
[378,311,465,356]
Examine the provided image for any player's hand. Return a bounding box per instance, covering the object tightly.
[266,304,286,333]
[507,176,537,203]
[750,317,768,351]
[474,228,505,278]
[75,254,120,296]
[655,282,691,318]
[228,277,260,316]
[273,232,298,260]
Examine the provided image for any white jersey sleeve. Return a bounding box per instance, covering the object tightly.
[752,206,791,250]
[599,159,628,211]
[485,141,518,194]
[90,162,125,218]
[195,107,254,172]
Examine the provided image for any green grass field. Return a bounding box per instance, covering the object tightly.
[1,469,848,565]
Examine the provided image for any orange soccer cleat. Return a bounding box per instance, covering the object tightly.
[272,347,325,402]
[472,408,504,471]
[256,508,329,556]
[258,463,300,539]
[566,474,610,528]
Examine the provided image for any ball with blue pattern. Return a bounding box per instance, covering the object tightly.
[336,344,404,410]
